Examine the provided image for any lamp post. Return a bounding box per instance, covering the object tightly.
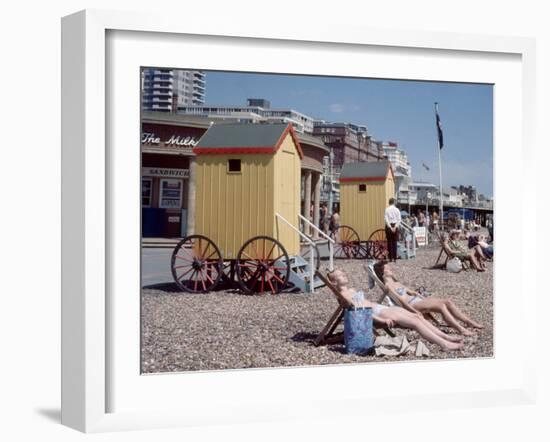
[426,192,431,220]
[328,148,334,214]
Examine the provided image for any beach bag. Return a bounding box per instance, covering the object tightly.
[446,257,462,273]
[344,306,374,355]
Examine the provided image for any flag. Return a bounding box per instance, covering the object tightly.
[435,106,444,150]
[422,162,430,171]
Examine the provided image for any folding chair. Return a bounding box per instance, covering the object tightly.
[314,271,395,347]
[434,233,470,270]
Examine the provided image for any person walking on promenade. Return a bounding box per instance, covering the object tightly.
[431,210,440,232]
[384,198,401,262]
[320,203,329,234]
[418,209,425,227]
[329,207,340,239]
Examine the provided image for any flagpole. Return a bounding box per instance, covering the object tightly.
[435,102,444,224]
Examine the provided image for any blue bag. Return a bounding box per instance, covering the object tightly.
[344,306,374,355]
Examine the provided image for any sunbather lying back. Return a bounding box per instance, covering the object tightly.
[372,261,484,336]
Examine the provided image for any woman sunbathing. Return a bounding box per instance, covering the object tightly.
[327,269,464,351]
[372,261,484,336]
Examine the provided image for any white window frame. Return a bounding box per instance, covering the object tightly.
[158,178,182,209]
[141,177,153,208]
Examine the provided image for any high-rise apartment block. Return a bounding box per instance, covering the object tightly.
[142,69,206,113]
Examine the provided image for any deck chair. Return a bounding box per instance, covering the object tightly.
[365,262,441,326]
[314,271,395,347]
[433,233,470,270]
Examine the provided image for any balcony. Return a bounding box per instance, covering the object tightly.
[153,70,174,76]
[153,83,173,90]
[152,104,172,110]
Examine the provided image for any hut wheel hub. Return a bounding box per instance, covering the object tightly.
[192,259,204,270]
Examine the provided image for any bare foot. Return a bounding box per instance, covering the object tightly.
[446,334,464,342]
[469,322,484,329]
[443,341,464,351]
[460,329,475,336]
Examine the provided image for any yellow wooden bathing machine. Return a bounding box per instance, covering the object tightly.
[193,122,303,259]
[339,160,395,240]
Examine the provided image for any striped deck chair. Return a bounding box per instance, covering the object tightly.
[364,262,441,326]
[314,271,395,347]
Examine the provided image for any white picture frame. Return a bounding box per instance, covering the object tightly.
[61,9,537,433]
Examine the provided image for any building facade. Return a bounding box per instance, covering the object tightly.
[381,141,411,177]
[177,98,316,133]
[311,121,384,177]
[142,69,206,113]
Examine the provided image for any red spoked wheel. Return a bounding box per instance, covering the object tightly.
[171,235,223,293]
[332,225,360,259]
[367,229,389,260]
[236,236,290,295]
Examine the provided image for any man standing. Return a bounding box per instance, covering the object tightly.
[384,198,401,262]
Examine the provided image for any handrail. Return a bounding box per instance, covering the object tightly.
[275,212,316,293]
[399,221,417,257]
[298,214,334,271]
[298,214,335,244]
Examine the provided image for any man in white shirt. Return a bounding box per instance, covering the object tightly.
[384,198,401,262]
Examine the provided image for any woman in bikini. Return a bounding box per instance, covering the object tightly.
[372,261,484,336]
[327,269,464,352]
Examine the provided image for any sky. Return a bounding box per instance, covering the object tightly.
[201,71,493,197]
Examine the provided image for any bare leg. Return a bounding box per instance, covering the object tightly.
[414,298,471,336]
[468,251,483,271]
[418,313,464,341]
[438,305,474,335]
[383,309,463,351]
[446,301,484,329]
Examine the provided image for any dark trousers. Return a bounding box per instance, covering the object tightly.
[385,225,398,261]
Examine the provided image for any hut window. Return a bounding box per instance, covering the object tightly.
[227,159,241,173]
[358,184,367,192]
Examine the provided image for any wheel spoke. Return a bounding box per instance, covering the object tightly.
[266,275,276,294]
[241,250,256,261]
[174,264,193,270]
[270,271,286,284]
[258,272,264,293]
[197,238,204,260]
[203,269,214,284]
[200,242,211,260]
[204,249,219,260]
[266,242,276,260]
[177,266,195,280]
[199,269,207,291]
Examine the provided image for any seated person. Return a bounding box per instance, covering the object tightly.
[447,230,485,271]
[372,261,484,336]
[468,233,494,260]
[327,269,464,352]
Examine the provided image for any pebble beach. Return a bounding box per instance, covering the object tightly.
[141,239,493,373]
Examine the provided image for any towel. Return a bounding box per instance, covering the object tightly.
[374,335,410,356]
[374,335,430,357]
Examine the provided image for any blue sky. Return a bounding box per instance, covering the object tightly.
[202,71,493,197]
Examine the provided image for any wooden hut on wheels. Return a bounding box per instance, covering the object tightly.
[193,122,303,260]
[171,122,303,297]
[339,160,395,241]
